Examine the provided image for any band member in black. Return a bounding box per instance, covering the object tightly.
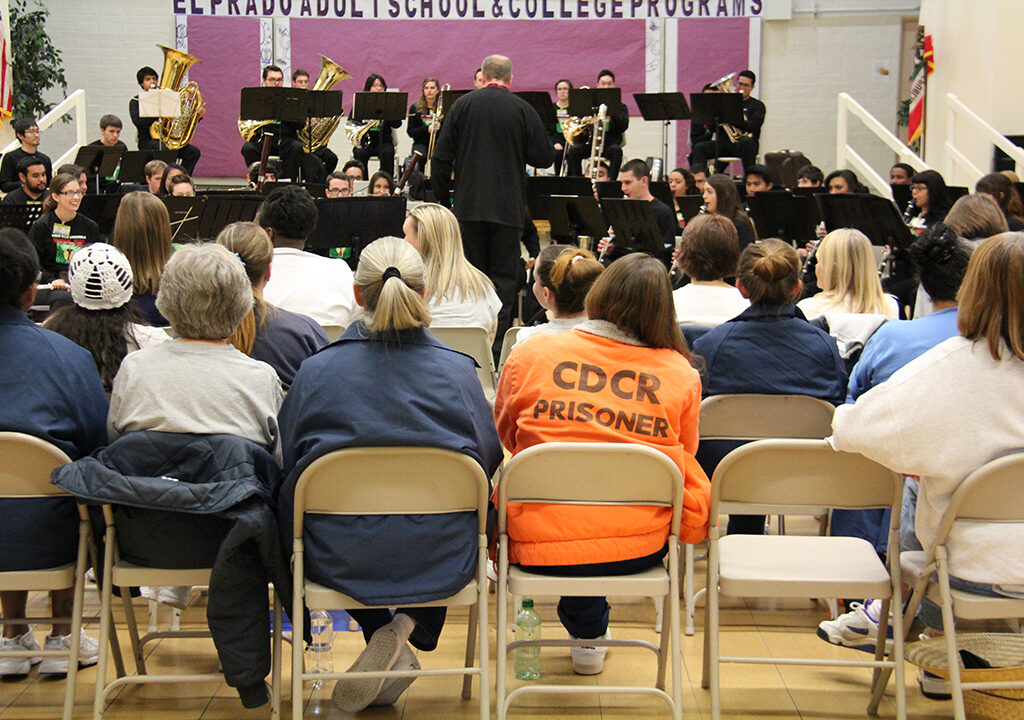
[689,70,765,174]
[129,65,202,174]
[351,74,402,178]
[291,68,339,175]
[564,69,628,178]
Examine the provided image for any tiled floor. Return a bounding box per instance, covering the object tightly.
[1,535,962,720]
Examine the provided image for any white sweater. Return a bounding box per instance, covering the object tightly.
[830,335,1024,585]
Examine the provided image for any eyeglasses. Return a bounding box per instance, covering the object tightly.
[60,190,85,198]
[910,184,928,192]
[325,188,349,197]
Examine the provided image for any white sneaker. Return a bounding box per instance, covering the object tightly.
[369,644,420,707]
[816,600,893,654]
[332,619,404,712]
[38,630,99,675]
[570,629,610,675]
[0,629,42,676]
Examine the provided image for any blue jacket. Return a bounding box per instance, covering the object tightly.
[0,305,108,571]
[278,323,502,605]
[691,304,847,478]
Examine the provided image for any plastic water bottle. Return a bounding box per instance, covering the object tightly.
[307,609,334,688]
[514,598,541,680]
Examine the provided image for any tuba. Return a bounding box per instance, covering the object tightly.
[296,55,351,151]
[150,45,203,150]
[707,72,750,144]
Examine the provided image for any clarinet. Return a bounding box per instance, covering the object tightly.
[800,236,822,285]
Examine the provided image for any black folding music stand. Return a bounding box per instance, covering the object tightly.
[260,180,327,197]
[78,194,123,237]
[526,176,592,220]
[815,193,916,248]
[162,195,204,243]
[792,186,828,196]
[440,89,472,108]
[118,150,178,184]
[301,89,344,154]
[648,180,675,209]
[197,194,264,240]
[948,185,969,201]
[634,92,690,169]
[601,198,666,258]
[675,196,703,223]
[0,204,44,233]
[515,91,557,130]
[746,192,821,245]
[74,146,125,193]
[595,182,624,200]
[351,91,409,124]
[309,196,406,269]
[547,195,606,246]
[890,183,912,209]
[689,93,744,132]
[567,87,622,117]
[240,87,309,123]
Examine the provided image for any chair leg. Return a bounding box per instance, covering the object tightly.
[477,547,490,720]
[463,601,478,700]
[120,587,146,674]
[495,541,509,720]
[292,552,306,720]
[669,540,683,720]
[271,591,282,720]
[94,530,117,720]
[937,555,966,720]
[656,595,669,691]
[684,543,695,636]
[63,526,89,720]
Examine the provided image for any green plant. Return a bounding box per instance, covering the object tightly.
[10,0,67,121]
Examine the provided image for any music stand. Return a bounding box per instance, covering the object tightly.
[440,89,472,108]
[601,198,666,258]
[301,89,344,154]
[815,193,915,248]
[746,192,821,245]
[675,196,703,223]
[118,150,178,184]
[648,181,674,209]
[793,186,828,196]
[634,92,690,169]
[547,195,606,247]
[567,88,622,117]
[74,146,125,193]
[310,195,406,269]
[240,87,309,123]
[78,194,123,237]
[162,195,204,243]
[526,176,591,220]
[515,91,557,130]
[351,91,409,124]
[890,183,911,208]
[0,204,44,233]
[595,182,624,200]
[948,185,969,201]
[198,194,264,239]
[689,93,744,141]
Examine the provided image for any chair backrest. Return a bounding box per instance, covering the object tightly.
[699,394,836,441]
[0,432,73,498]
[497,325,523,374]
[429,325,497,400]
[320,323,344,342]
[497,442,683,536]
[929,452,1024,546]
[292,446,490,538]
[710,438,901,517]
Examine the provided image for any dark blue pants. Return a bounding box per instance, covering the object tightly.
[346,607,447,652]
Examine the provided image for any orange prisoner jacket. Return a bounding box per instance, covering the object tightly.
[494,327,711,566]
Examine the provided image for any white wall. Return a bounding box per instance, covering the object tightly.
[759,12,904,178]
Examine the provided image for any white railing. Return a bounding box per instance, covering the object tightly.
[1,89,88,168]
[836,92,929,197]
[945,93,1024,186]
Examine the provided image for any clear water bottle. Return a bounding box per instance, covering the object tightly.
[514,598,541,680]
[307,609,334,688]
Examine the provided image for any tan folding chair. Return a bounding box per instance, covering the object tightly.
[429,325,498,403]
[0,432,90,720]
[319,323,345,342]
[495,442,684,720]
[497,325,523,375]
[684,394,836,634]
[701,439,905,720]
[93,505,283,720]
[291,447,491,720]
[871,452,1024,720]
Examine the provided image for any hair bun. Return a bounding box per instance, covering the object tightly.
[911,223,959,267]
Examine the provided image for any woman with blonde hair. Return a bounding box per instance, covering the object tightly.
[278,236,501,712]
[407,77,441,159]
[403,202,501,337]
[111,191,173,326]
[215,222,328,390]
[515,243,603,346]
[798,229,899,319]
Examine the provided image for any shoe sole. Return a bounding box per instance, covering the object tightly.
[38,657,98,676]
[0,659,31,677]
[370,653,420,707]
[332,628,402,712]
[815,626,893,654]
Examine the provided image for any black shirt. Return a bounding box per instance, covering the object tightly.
[129,96,157,147]
[0,148,52,193]
[431,85,553,228]
[1,186,48,205]
[736,96,766,142]
[28,211,102,282]
[87,139,129,151]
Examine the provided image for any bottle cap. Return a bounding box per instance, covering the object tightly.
[522,598,534,609]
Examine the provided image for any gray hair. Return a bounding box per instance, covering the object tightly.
[354,236,430,334]
[156,243,253,339]
[481,55,512,83]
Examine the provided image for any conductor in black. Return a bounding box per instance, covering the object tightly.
[431,54,553,347]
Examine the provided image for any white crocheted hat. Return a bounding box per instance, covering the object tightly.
[68,243,134,310]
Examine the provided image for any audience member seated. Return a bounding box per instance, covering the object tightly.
[28,173,101,312]
[1,157,49,205]
[671,214,749,326]
[278,236,501,712]
[168,173,196,197]
[43,243,168,393]
[403,203,501,339]
[975,171,1024,231]
[0,118,52,193]
[817,226,975,617]
[216,222,328,390]
[702,173,756,250]
[515,244,603,347]
[260,185,357,330]
[797,229,899,361]
[112,191,173,326]
[824,169,866,194]
[796,165,824,188]
[692,239,845,535]
[0,228,107,678]
[495,253,711,676]
[830,231,1024,639]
